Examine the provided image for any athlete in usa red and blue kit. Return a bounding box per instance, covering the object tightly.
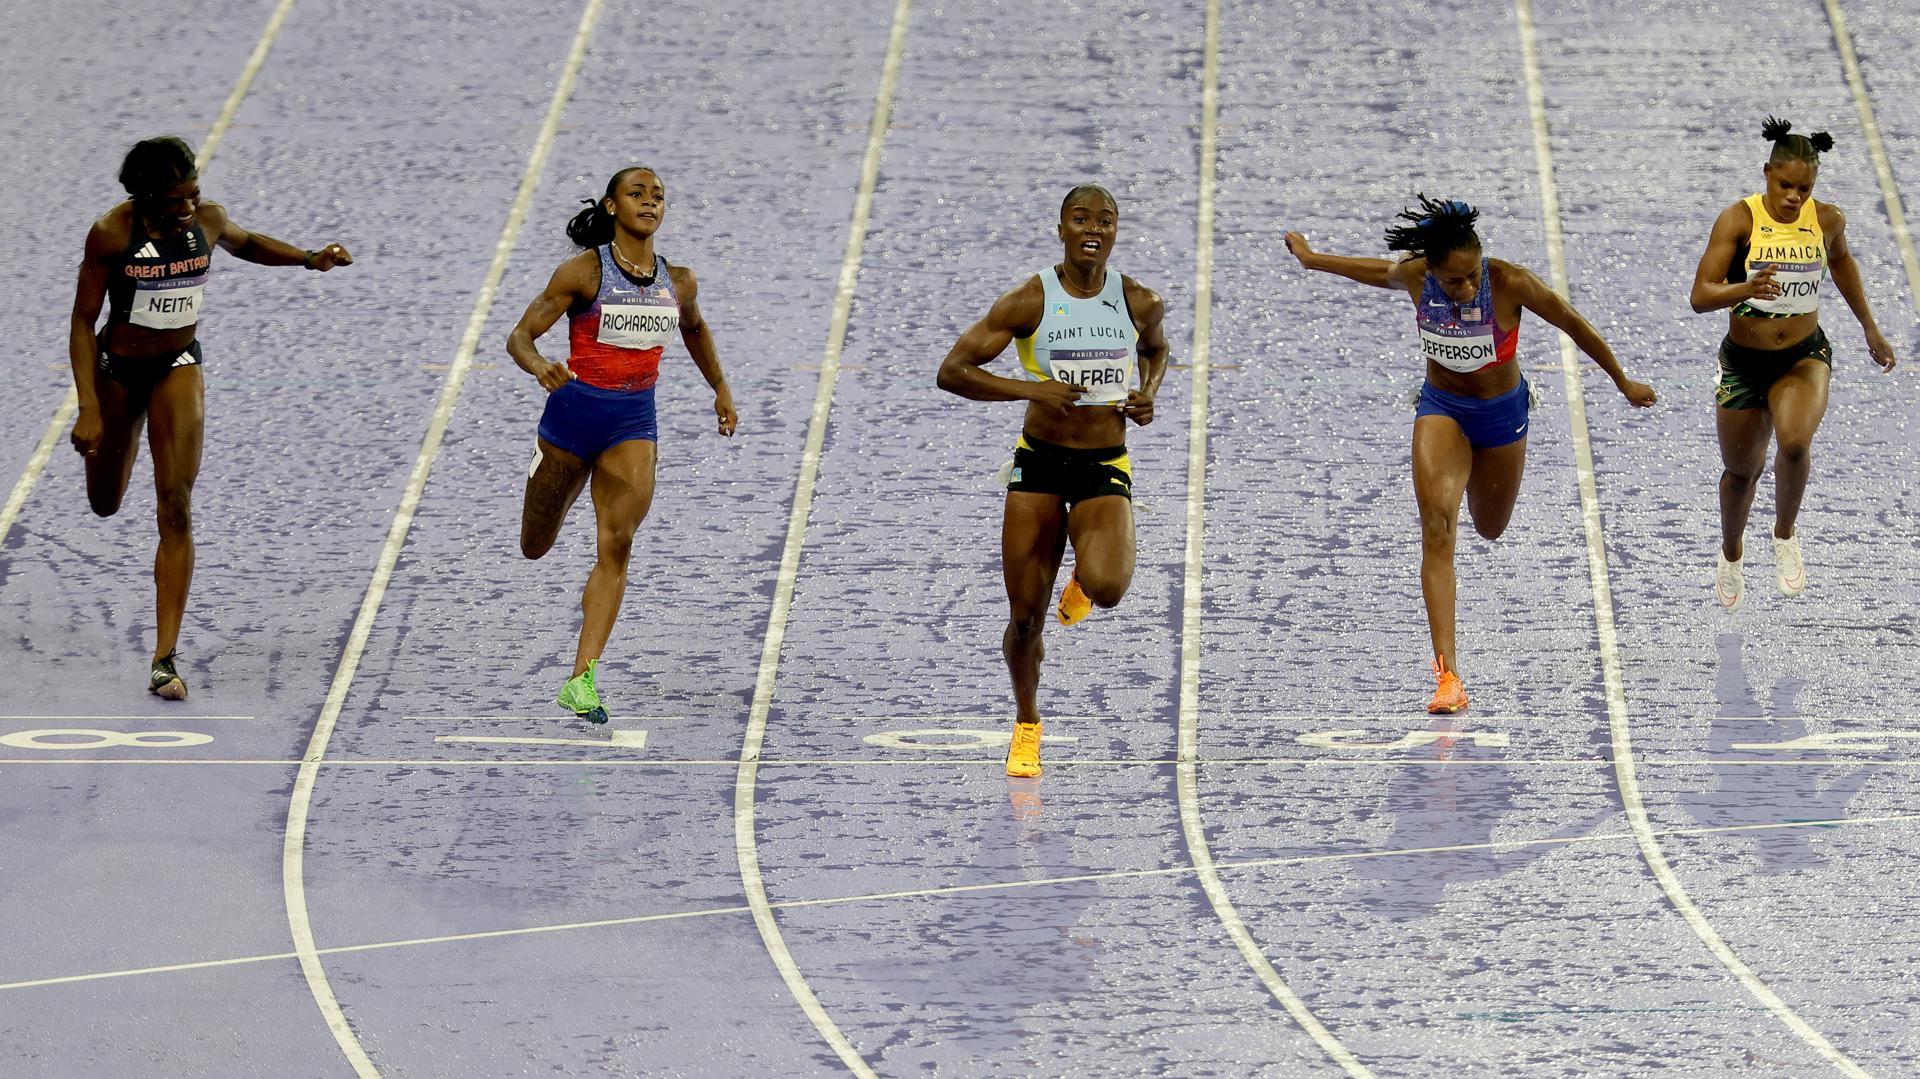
[506,166,736,725]
[1286,196,1654,714]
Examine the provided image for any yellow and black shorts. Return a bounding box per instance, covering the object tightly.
[1006,434,1131,507]
[1716,328,1832,410]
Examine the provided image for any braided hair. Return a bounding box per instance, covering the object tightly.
[565,166,659,248]
[118,136,197,203]
[1384,194,1481,265]
[1762,116,1833,167]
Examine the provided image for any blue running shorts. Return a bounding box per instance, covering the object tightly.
[537,380,658,460]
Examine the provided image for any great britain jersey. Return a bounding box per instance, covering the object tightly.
[1414,259,1518,374]
[1012,267,1139,405]
[1729,194,1826,319]
[567,247,679,392]
[108,218,212,331]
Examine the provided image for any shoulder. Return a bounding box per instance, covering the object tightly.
[550,248,602,295]
[1488,258,1547,298]
[987,274,1046,333]
[1393,254,1427,291]
[85,204,133,257]
[1120,274,1165,322]
[1712,198,1754,233]
[667,262,697,294]
[1816,200,1846,234]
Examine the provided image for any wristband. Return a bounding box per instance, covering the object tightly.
[303,248,319,269]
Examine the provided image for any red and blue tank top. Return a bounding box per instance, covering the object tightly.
[567,247,679,392]
[108,218,212,331]
[1414,259,1517,374]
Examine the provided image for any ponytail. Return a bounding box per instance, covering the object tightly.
[1383,194,1481,263]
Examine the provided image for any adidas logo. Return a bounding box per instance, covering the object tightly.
[135,242,159,259]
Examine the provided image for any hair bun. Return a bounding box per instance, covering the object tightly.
[1810,131,1835,153]
[1761,115,1792,143]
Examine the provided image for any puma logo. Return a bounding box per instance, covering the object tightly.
[1100,298,1119,313]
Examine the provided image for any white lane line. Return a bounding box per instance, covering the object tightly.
[280,1,609,1075]
[0,0,302,552]
[11,809,1914,996]
[1823,0,1920,314]
[1514,4,1869,1075]
[730,2,910,1075]
[10,755,1920,768]
[1172,3,1370,1075]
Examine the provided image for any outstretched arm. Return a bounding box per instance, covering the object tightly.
[1824,212,1897,371]
[936,279,1085,413]
[1284,231,1407,291]
[1509,263,1656,407]
[670,266,737,436]
[206,203,352,270]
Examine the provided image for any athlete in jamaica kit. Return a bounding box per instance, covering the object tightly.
[68,136,351,699]
[507,166,736,725]
[1690,118,1897,610]
[937,184,1168,778]
[1287,197,1655,713]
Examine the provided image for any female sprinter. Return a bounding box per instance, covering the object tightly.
[1285,197,1655,713]
[1690,118,1896,609]
[936,184,1168,777]
[506,166,736,725]
[68,135,352,699]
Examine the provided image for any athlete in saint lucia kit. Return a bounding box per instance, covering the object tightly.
[68,136,351,699]
[1287,197,1654,713]
[939,184,1168,778]
[1690,118,1896,610]
[508,166,736,725]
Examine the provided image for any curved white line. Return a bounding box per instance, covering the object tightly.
[1172,2,1373,1075]
[280,1,608,1074]
[0,0,301,551]
[1823,0,1920,314]
[731,1,911,1075]
[1514,3,1868,1074]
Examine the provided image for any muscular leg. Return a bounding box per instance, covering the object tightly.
[1463,438,1527,541]
[1412,415,1473,674]
[83,374,148,518]
[572,439,656,678]
[1002,492,1068,725]
[521,438,592,560]
[1064,494,1135,608]
[1765,359,1831,541]
[144,366,204,661]
[1715,406,1774,561]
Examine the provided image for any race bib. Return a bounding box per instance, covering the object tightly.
[1741,260,1822,316]
[596,303,678,349]
[1418,321,1499,373]
[128,278,205,330]
[1050,348,1133,405]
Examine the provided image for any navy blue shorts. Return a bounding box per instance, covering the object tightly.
[537,380,657,461]
[1416,378,1531,450]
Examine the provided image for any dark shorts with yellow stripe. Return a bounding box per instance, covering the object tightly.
[1006,434,1131,507]
[1716,328,1832,410]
